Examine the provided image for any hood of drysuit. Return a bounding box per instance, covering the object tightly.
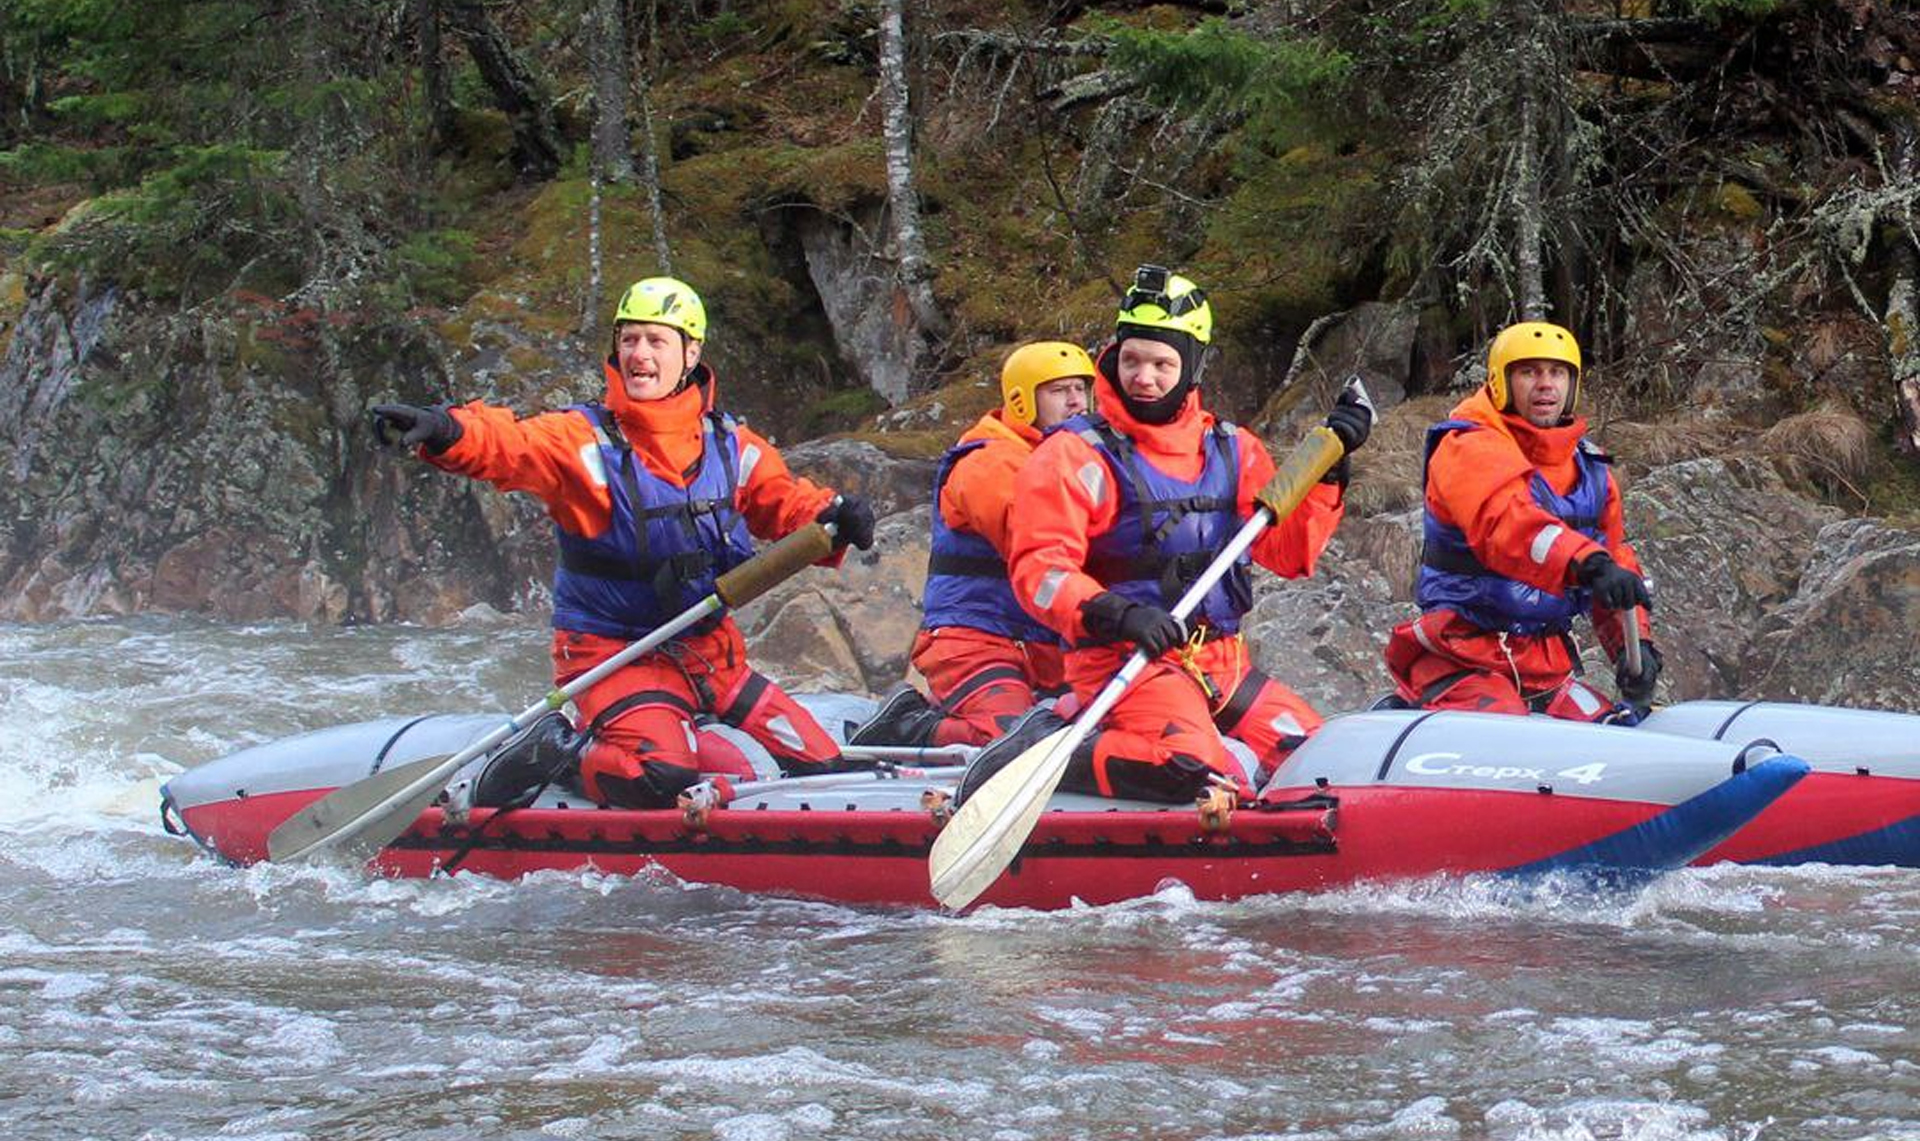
[961,407,1044,450]
[1451,384,1588,486]
[600,356,719,482]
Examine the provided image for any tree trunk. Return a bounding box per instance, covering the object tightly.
[413,0,453,161]
[638,0,672,271]
[877,0,947,343]
[586,0,634,184]
[1511,1,1549,322]
[583,171,604,336]
[445,0,561,180]
[1887,125,1920,456]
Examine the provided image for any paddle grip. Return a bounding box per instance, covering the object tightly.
[1254,426,1346,522]
[715,523,834,608]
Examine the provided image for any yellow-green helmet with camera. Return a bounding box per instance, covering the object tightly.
[1115,265,1212,345]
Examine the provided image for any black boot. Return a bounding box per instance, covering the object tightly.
[847,686,944,747]
[472,710,585,807]
[954,706,1068,806]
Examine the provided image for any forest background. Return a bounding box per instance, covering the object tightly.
[4,0,1919,710]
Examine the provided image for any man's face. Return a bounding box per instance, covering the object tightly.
[617,322,699,402]
[1031,375,1089,429]
[1506,358,1573,427]
[1115,339,1184,401]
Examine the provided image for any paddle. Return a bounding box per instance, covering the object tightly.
[267,521,836,864]
[927,419,1353,910]
[1619,604,1648,719]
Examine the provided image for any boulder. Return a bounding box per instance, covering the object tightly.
[1745,519,1920,709]
[781,437,936,518]
[1621,456,1843,701]
[734,507,931,694]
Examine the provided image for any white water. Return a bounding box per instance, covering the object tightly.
[1,618,1915,1140]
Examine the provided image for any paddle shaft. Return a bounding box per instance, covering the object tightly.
[1043,497,1282,782]
[269,523,833,863]
[1622,606,1643,677]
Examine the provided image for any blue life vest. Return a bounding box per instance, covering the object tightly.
[920,440,1058,645]
[551,403,756,640]
[1416,418,1611,635]
[1072,413,1252,639]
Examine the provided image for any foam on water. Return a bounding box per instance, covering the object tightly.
[1,618,1915,1141]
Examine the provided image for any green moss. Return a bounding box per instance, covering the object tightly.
[1715,181,1763,220]
[1861,440,1920,525]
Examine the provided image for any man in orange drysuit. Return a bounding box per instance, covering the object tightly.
[1381,320,1660,720]
[849,342,1091,748]
[986,266,1372,802]
[370,276,877,807]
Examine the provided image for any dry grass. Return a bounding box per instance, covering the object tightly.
[1345,395,1454,518]
[1750,403,1878,505]
[1592,417,1741,475]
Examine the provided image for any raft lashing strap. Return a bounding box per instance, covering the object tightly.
[1731,737,1782,775]
[1710,700,1766,742]
[437,722,595,876]
[370,714,435,777]
[1373,710,1440,782]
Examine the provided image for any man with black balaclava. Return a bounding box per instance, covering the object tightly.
[994,266,1372,802]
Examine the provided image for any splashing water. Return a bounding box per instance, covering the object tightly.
[1,618,1914,1140]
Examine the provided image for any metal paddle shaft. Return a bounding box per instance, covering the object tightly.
[839,744,975,765]
[267,523,834,864]
[928,424,1350,910]
[1622,606,1643,678]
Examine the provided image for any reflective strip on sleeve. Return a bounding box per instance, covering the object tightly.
[579,443,608,487]
[1530,524,1565,565]
[1076,461,1108,506]
[1033,569,1068,611]
[738,443,762,486]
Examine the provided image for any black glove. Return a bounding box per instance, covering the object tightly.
[1324,383,1375,454]
[816,495,876,551]
[1575,551,1653,612]
[371,403,463,454]
[1616,641,1663,707]
[1081,591,1186,657]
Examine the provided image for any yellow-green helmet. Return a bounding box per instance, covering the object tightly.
[1000,341,1095,427]
[1115,264,1212,345]
[615,277,707,341]
[1486,321,1581,414]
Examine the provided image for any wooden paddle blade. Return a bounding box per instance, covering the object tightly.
[927,726,1076,909]
[266,752,457,864]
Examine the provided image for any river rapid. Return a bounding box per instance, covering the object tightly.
[1,617,1914,1141]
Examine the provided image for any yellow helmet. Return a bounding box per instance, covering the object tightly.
[615,277,707,341]
[1486,320,1582,414]
[1000,341,1095,427]
[1116,264,1212,345]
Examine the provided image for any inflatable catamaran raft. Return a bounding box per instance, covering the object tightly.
[159,695,1918,910]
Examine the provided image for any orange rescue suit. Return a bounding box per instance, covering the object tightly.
[1383,387,1654,719]
[1006,360,1346,800]
[912,409,1068,745]
[426,360,846,806]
